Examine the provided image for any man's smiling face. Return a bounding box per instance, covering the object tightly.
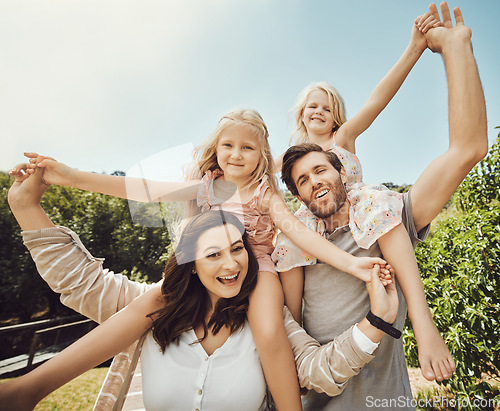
[291,151,347,219]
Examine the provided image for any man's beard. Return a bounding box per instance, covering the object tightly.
[305,183,347,219]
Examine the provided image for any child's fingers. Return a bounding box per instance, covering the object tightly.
[421,19,443,33]
[379,263,395,275]
[419,14,438,32]
[24,152,40,159]
[378,271,393,286]
[416,11,431,29]
[24,152,56,166]
[35,157,56,167]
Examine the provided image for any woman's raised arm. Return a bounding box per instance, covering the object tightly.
[0,285,163,410]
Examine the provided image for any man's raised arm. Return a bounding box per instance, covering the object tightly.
[411,2,488,232]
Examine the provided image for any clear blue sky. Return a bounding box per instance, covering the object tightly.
[1,0,499,185]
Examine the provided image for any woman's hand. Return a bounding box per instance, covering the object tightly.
[365,265,399,324]
[8,161,55,231]
[8,163,50,210]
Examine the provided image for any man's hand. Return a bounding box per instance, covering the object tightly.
[417,3,471,54]
[366,265,398,324]
[349,257,393,286]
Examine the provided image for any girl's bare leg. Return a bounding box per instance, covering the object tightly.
[247,271,302,410]
[378,224,456,381]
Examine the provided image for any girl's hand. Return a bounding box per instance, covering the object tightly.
[366,265,399,324]
[412,10,444,53]
[348,256,387,283]
[24,152,77,187]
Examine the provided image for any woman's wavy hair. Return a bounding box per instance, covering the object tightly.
[189,108,278,194]
[149,210,259,352]
[291,81,347,144]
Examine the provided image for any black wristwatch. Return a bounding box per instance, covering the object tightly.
[366,310,402,339]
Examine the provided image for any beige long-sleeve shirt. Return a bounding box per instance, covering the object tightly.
[23,226,375,410]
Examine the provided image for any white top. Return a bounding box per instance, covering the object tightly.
[141,320,267,411]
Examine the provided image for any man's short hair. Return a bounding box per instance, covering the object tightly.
[281,143,344,196]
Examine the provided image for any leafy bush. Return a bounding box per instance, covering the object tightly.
[405,132,500,409]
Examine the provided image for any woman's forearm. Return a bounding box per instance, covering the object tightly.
[13,286,161,405]
[9,202,55,231]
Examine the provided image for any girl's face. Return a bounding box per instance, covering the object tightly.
[194,223,249,307]
[216,124,261,183]
[302,90,335,136]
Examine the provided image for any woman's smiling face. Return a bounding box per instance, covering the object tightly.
[194,223,249,307]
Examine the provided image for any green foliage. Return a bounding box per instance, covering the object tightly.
[283,190,301,213]
[455,129,500,212]
[405,131,500,409]
[381,182,412,193]
[0,173,171,322]
[0,173,53,322]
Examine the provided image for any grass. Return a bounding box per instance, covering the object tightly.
[2,367,499,410]
[0,367,108,411]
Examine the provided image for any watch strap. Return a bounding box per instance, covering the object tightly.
[366,310,402,339]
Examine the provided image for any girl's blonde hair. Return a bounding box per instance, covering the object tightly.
[191,108,278,194]
[291,81,347,144]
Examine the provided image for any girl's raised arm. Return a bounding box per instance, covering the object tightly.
[0,285,163,410]
[25,153,201,203]
[335,14,440,153]
[267,192,386,282]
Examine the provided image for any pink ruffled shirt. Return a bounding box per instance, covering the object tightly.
[197,170,277,274]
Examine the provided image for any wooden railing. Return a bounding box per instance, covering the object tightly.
[0,315,97,376]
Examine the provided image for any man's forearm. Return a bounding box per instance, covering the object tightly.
[283,308,374,396]
[444,39,487,154]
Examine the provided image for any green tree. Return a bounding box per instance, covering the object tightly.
[0,174,171,323]
[0,173,53,322]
